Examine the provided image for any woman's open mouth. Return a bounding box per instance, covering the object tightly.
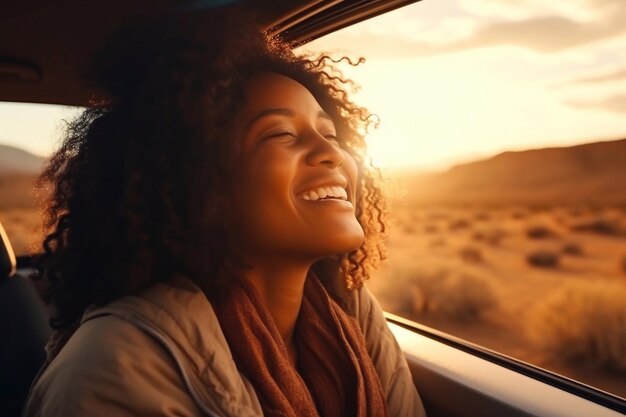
[297,186,353,208]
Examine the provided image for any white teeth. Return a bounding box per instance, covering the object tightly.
[300,186,348,201]
[332,186,347,200]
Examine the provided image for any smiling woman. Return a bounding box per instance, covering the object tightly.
[230,73,364,263]
[21,8,425,417]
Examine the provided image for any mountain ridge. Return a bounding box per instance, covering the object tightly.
[402,138,626,205]
[0,143,47,175]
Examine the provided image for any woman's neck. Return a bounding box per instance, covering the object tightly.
[242,260,311,365]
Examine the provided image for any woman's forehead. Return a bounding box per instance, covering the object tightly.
[241,72,327,120]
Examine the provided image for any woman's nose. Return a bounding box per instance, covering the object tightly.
[305,132,345,168]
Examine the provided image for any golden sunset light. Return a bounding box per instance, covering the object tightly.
[3,0,626,404]
[300,0,626,170]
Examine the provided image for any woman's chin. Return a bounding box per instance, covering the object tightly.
[317,229,365,256]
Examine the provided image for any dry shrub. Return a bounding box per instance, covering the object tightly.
[474,211,490,221]
[531,281,626,373]
[472,228,506,246]
[459,245,483,263]
[527,250,559,268]
[562,242,583,256]
[570,218,623,236]
[621,255,626,275]
[401,223,417,234]
[448,218,471,231]
[378,266,497,322]
[526,224,556,239]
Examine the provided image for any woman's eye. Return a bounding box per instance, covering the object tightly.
[263,130,296,140]
[325,134,340,146]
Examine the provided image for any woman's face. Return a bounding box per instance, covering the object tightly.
[228,72,364,263]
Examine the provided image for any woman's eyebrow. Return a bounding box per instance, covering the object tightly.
[246,108,294,128]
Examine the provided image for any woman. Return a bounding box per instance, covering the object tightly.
[24,9,426,417]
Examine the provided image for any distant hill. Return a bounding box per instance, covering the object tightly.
[0,143,46,175]
[401,138,626,205]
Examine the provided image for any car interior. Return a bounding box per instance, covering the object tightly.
[1,0,626,416]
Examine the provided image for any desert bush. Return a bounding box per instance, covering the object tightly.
[448,218,471,231]
[459,246,483,263]
[423,224,440,234]
[570,218,623,236]
[530,281,626,373]
[527,250,559,268]
[431,272,497,321]
[621,255,626,275]
[401,223,417,234]
[474,211,490,221]
[562,242,583,256]
[473,228,506,246]
[379,266,497,322]
[526,224,556,239]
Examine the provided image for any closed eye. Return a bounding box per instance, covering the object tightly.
[263,130,296,140]
[324,134,340,146]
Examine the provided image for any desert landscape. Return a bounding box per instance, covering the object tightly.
[1,139,625,398]
[0,144,47,255]
[368,138,626,398]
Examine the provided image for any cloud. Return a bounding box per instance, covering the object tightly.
[567,94,626,114]
[570,67,626,84]
[308,7,626,61]
[459,0,624,22]
[448,12,626,53]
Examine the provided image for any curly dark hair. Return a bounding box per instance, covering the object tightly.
[39,9,386,329]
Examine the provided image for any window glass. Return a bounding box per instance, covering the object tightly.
[301,0,626,399]
[0,102,81,256]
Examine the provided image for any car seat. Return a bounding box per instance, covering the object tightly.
[0,221,51,416]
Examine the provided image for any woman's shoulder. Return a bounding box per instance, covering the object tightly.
[346,284,389,335]
[25,314,201,417]
[25,278,263,417]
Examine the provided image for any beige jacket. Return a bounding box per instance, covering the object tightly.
[24,277,426,417]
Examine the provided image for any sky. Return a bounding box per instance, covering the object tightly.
[300,0,626,170]
[1,0,626,170]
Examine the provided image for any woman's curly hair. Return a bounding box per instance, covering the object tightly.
[39,9,386,329]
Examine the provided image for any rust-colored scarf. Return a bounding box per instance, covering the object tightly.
[213,274,388,417]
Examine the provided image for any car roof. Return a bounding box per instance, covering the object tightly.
[0,0,417,107]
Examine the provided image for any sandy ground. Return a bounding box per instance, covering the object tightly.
[367,199,626,398]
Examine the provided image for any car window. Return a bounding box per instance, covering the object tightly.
[0,102,81,256]
[300,0,626,400]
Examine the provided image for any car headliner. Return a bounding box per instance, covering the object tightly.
[0,0,417,107]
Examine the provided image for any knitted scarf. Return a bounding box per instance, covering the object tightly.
[213,274,388,417]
